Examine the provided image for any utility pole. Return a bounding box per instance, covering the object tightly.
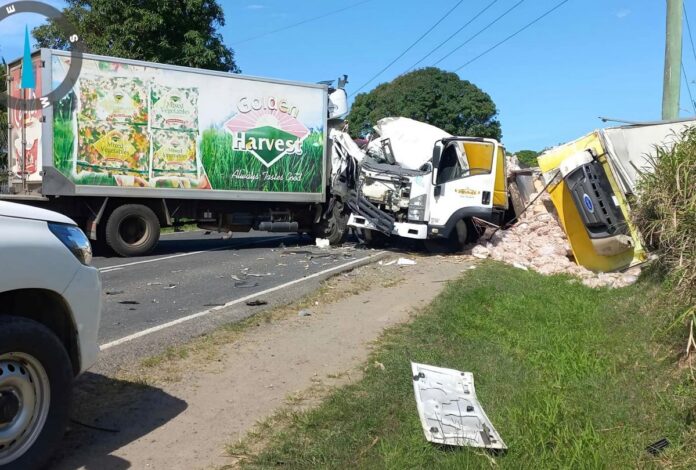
[663,0,684,120]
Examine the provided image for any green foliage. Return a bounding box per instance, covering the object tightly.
[33,0,239,72]
[634,127,696,304]
[348,67,501,140]
[242,263,696,468]
[515,149,540,168]
[200,128,323,193]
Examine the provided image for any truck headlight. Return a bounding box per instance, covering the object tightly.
[408,194,427,221]
[48,222,93,265]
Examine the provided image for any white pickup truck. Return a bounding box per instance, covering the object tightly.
[0,202,101,470]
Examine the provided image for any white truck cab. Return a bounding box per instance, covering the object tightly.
[0,201,101,470]
[348,137,509,250]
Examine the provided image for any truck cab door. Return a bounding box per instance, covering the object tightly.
[428,139,499,227]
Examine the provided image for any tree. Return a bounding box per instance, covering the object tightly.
[515,150,540,168]
[348,67,501,140]
[33,0,239,72]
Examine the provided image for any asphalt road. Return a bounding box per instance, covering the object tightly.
[92,230,380,357]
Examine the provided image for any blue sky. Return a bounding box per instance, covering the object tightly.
[0,1,690,151]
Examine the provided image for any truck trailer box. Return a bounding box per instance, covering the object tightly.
[5,49,328,203]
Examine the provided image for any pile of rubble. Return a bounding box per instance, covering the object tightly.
[469,192,640,289]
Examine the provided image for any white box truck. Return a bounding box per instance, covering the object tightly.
[2,49,349,256]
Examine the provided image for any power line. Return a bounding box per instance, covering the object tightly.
[681,61,696,114]
[406,0,501,72]
[351,0,466,96]
[454,0,570,72]
[232,0,375,45]
[433,0,527,67]
[683,4,696,66]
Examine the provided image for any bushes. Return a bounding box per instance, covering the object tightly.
[633,126,696,303]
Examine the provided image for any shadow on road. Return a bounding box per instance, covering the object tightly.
[93,232,309,259]
[49,372,187,470]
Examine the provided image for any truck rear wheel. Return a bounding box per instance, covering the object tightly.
[105,204,160,257]
[0,317,73,470]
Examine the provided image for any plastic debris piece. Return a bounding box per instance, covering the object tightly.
[315,238,330,249]
[411,362,506,449]
[397,258,417,266]
[246,300,268,307]
[298,309,312,317]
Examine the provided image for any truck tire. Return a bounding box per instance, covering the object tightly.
[0,317,73,470]
[363,229,389,248]
[424,219,468,254]
[313,201,348,246]
[105,204,160,257]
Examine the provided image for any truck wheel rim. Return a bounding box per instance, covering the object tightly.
[119,215,150,246]
[0,353,51,465]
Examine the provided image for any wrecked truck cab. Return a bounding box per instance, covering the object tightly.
[337,119,509,251]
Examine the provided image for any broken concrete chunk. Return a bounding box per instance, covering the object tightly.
[471,245,491,259]
[411,362,506,449]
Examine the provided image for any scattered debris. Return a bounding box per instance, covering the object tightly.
[164,284,176,289]
[105,290,124,295]
[118,300,139,305]
[315,238,330,249]
[411,362,506,450]
[234,281,259,288]
[246,300,268,307]
[646,438,670,455]
[203,303,225,307]
[298,309,312,317]
[397,258,417,266]
[374,361,386,371]
[147,282,163,286]
[471,205,641,289]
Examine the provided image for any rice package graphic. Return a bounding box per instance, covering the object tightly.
[79,76,148,124]
[152,129,198,177]
[77,122,150,176]
[151,85,199,131]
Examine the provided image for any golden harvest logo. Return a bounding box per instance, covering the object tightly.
[223,96,309,168]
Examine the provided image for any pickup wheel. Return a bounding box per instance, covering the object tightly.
[0,317,73,470]
[105,204,160,257]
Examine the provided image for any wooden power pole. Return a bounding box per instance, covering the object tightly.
[663,0,684,120]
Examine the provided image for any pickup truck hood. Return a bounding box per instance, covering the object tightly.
[0,201,75,225]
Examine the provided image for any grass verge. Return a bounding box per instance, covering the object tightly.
[236,262,696,469]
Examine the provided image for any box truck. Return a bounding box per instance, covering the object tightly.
[2,49,349,256]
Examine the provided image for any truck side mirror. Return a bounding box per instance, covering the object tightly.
[434,185,442,197]
[431,144,441,168]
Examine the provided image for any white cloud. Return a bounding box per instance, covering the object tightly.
[247,4,266,10]
[616,9,631,19]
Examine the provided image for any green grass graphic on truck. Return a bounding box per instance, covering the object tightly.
[200,128,323,193]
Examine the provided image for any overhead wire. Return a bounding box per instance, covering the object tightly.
[350,0,466,96]
[454,0,570,72]
[433,0,528,67]
[682,3,696,114]
[232,0,376,45]
[682,61,696,115]
[405,0,502,72]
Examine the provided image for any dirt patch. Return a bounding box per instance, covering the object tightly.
[55,254,473,470]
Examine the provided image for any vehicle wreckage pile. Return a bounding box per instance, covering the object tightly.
[469,175,641,289]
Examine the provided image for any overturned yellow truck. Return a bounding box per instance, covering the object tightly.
[537,119,695,272]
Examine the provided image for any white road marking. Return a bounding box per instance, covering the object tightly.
[98,236,290,273]
[99,251,385,350]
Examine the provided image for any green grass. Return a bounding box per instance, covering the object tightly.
[240,263,696,469]
[200,127,324,193]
